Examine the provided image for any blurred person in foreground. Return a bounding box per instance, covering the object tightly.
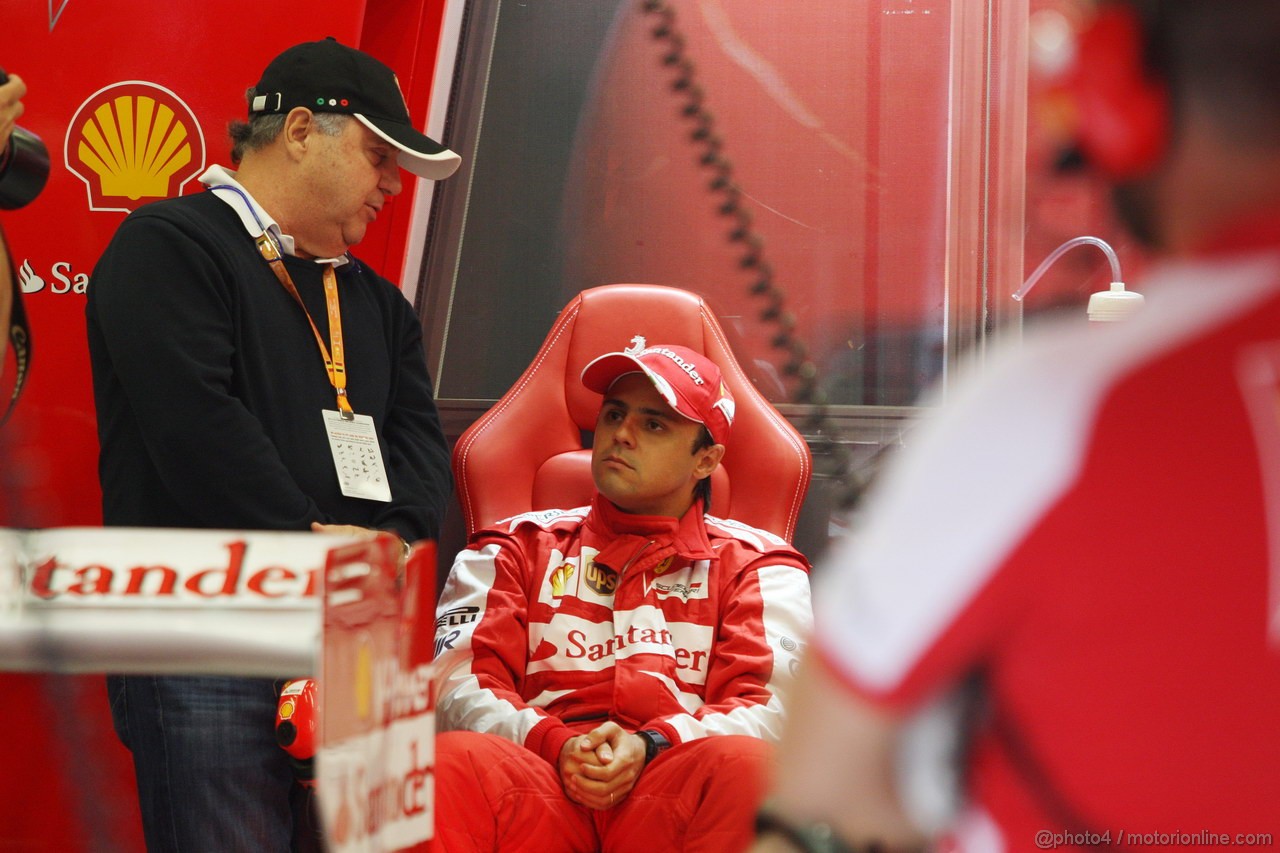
[87,38,459,851]
[1,69,28,368]
[1,67,37,484]
[0,68,24,525]
[754,2,1280,851]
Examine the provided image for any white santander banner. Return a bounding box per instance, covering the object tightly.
[0,527,437,851]
[0,526,346,675]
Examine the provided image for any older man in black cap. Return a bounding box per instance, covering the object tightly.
[87,38,459,851]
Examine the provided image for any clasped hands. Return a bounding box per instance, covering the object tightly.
[558,721,647,810]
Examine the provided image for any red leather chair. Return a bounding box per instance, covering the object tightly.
[451,284,812,542]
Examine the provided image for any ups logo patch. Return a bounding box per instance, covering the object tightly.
[584,560,618,596]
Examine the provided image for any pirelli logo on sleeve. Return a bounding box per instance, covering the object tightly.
[433,605,479,658]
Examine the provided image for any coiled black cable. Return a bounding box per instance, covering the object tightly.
[640,0,873,512]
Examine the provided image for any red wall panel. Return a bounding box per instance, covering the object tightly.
[1,2,444,847]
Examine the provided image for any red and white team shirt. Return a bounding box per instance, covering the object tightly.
[816,245,1280,850]
[434,494,812,767]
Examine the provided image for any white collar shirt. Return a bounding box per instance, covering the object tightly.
[199,164,349,268]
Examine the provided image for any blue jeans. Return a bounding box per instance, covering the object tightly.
[107,674,316,852]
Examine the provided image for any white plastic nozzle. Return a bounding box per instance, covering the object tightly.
[1087,281,1145,322]
[1015,236,1143,322]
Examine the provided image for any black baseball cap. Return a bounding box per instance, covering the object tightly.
[250,37,461,181]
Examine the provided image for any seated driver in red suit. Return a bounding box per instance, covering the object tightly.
[432,341,813,852]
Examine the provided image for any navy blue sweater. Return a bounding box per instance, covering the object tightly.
[86,189,451,542]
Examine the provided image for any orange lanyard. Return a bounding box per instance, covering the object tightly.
[255,234,354,419]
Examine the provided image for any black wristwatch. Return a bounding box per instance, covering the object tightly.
[636,728,672,765]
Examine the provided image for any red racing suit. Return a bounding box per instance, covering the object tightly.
[432,493,812,850]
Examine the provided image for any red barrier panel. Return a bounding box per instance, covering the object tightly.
[1,3,449,848]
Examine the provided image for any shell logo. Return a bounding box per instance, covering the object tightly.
[65,81,206,213]
[549,562,575,597]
